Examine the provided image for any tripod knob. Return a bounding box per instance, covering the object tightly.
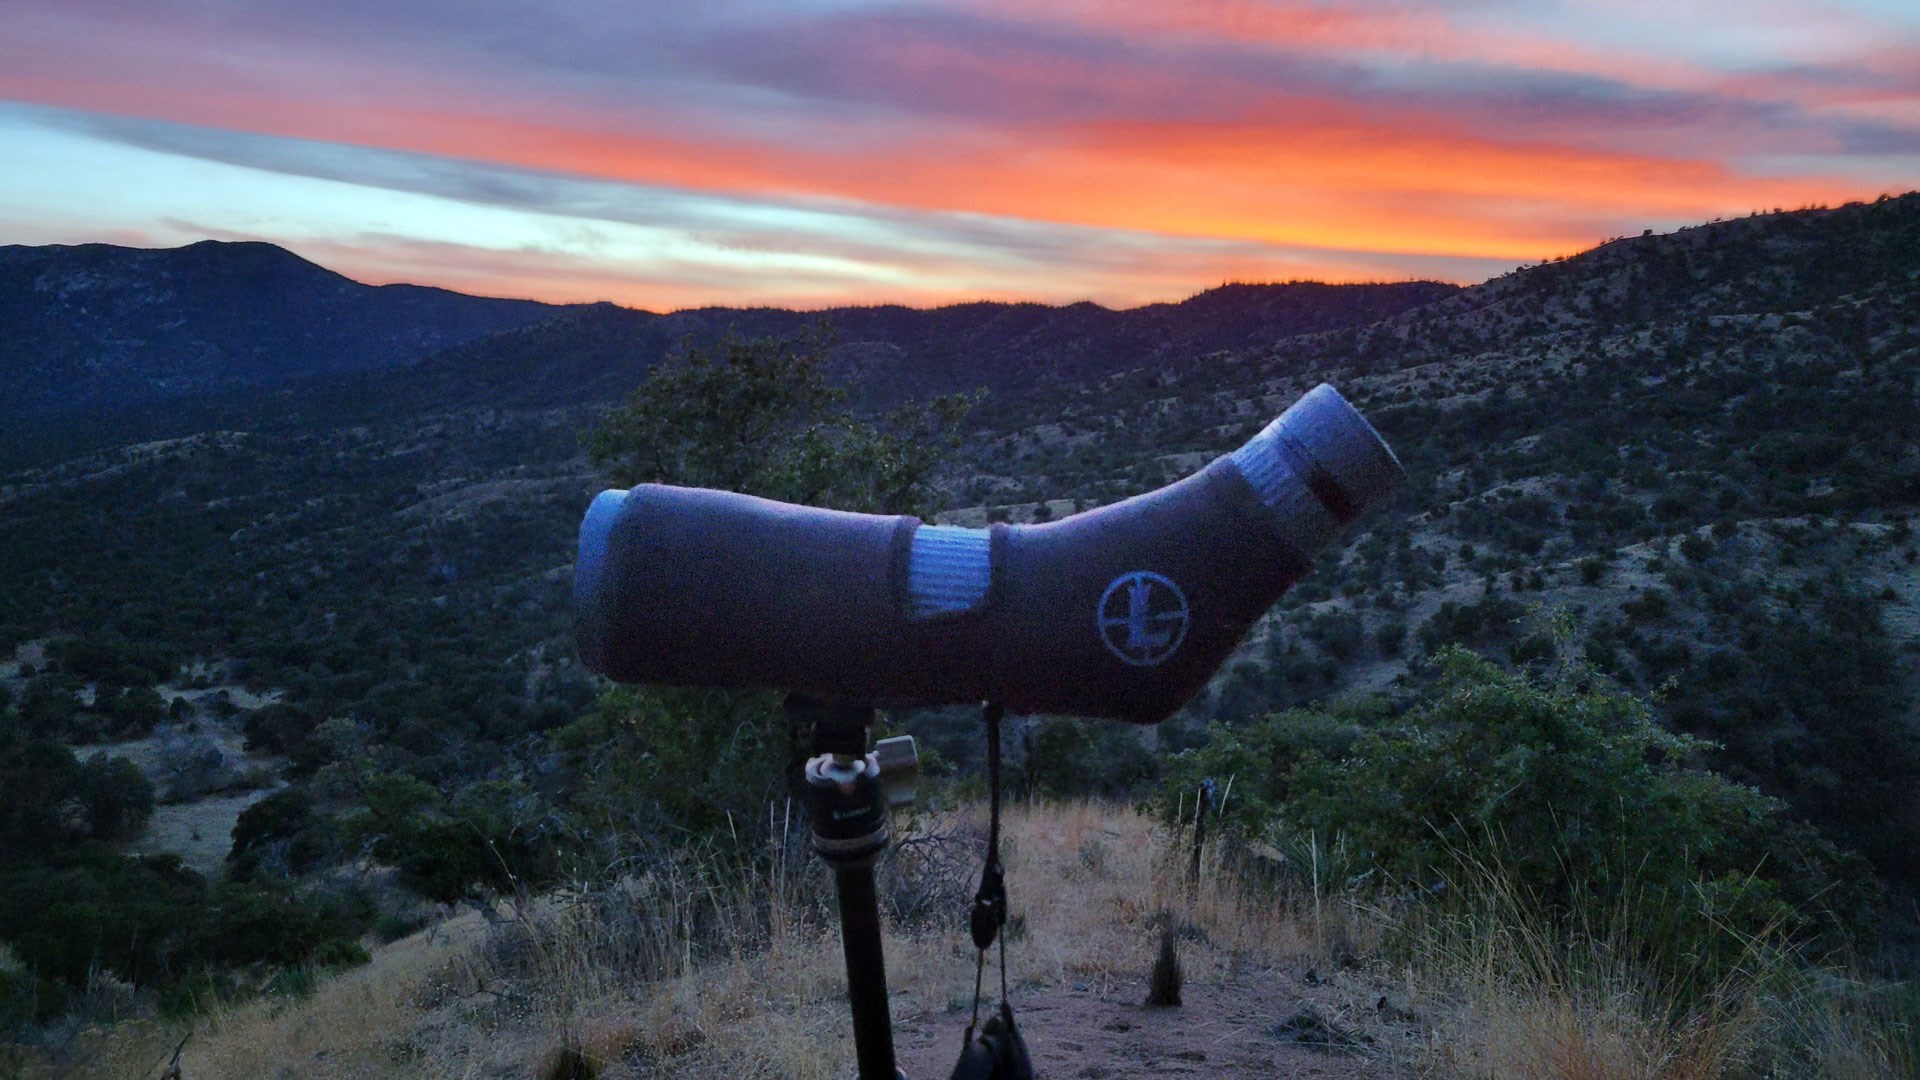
[874,735,919,807]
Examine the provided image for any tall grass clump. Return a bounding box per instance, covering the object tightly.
[1403,849,1919,1078]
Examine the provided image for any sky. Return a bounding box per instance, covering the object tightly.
[1,0,1916,310]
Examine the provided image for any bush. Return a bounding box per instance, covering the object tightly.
[242,702,318,755]
[42,636,176,688]
[76,753,155,843]
[350,773,564,903]
[1416,595,1524,653]
[1375,620,1408,657]
[1506,632,1556,666]
[229,788,334,881]
[1679,532,1715,563]
[1161,650,1865,961]
[0,966,34,1038]
[1311,610,1366,661]
[16,686,81,743]
[553,686,788,854]
[98,686,167,738]
[1029,717,1155,797]
[0,715,154,854]
[0,714,367,1015]
[1622,588,1671,622]
[1156,706,1371,834]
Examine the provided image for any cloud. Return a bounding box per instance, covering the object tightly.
[23,102,1485,260]
[0,0,1913,306]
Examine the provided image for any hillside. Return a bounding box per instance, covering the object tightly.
[41,805,1433,1078]
[0,241,563,419]
[376,279,1460,413]
[49,801,1920,1079]
[2,196,1918,1069]
[0,275,1456,467]
[951,193,1920,887]
[3,198,1916,851]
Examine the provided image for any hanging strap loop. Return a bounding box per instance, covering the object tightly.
[969,702,1008,952]
[954,702,1034,1078]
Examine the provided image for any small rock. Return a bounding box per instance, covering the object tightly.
[1271,1005,1371,1054]
[1376,993,1419,1023]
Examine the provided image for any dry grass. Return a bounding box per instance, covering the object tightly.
[54,802,1302,1079]
[126,788,281,875]
[1403,852,1919,1080]
[12,911,491,1080]
[45,800,1918,1079]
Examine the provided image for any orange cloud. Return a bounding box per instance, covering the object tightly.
[1,69,1861,268]
[4,0,1910,312]
[960,0,1709,89]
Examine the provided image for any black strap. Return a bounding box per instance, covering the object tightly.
[967,702,1010,1038]
[954,704,1036,1078]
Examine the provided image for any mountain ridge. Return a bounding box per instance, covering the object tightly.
[0,240,1459,459]
[0,239,566,419]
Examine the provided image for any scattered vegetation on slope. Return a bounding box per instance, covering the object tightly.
[1,197,1918,1069]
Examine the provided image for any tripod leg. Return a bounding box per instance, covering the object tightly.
[832,863,903,1080]
[792,697,908,1079]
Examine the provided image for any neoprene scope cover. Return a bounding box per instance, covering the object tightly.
[575,383,1403,724]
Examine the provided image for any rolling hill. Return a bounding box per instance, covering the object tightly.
[0,240,563,419]
[2,197,1918,1044]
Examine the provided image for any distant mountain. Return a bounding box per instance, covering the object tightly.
[318,279,1462,424]
[0,239,1458,449]
[0,240,562,418]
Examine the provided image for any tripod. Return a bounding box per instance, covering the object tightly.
[792,697,915,1080]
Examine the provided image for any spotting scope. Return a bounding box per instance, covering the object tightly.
[575,384,1402,723]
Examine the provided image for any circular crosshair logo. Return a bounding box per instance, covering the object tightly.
[1097,571,1191,667]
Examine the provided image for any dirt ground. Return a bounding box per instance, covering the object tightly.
[58,805,1442,1080]
[893,964,1417,1079]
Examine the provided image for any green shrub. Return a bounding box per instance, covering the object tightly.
[0,966,34,1039]
[1506,632,1556,666]
[242,702,318,755]
[98,685,166,738]
[76,753,155,842]
[1155,705,1372,835]
[1416,595,1524,653]
[1306,610,1365,661]
[1029,717,1155,797]
[229,788,334,881]
[350,773,564,903]
[42,636,176,688]
[1375,619,1407,657]
[1161,649,1865,965]
[1622,588,1671,621]
[552,686,788,855]
[1679,532,1715,563]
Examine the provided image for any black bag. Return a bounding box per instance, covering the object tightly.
[949,1004,1035,1080]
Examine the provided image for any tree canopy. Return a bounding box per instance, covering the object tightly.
[583,328,972,517]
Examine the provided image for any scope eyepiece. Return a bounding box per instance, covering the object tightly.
[575,383,1403,724]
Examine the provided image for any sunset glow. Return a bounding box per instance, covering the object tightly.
[2,1,1915,309]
